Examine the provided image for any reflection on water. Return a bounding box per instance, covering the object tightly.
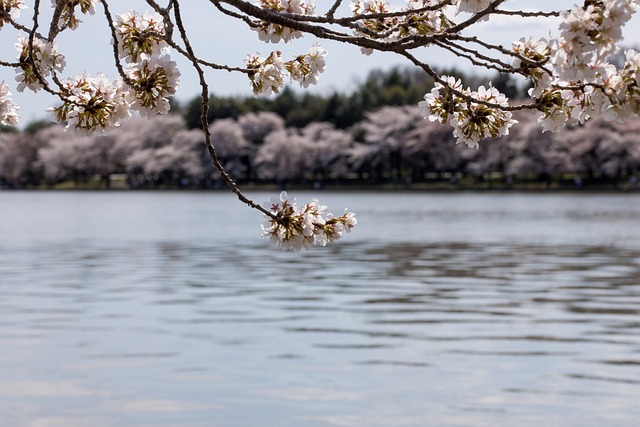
[1,192,640,427]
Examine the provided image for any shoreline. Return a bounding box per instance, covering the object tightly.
[2,181,639,193]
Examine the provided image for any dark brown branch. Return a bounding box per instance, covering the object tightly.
[399,49,540,111]
[493,9,561,18]
[170,0,278,220]
[325,0,343,19]
[98,0,136,87]
[432,39,511,73]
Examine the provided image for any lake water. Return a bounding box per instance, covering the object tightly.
[1,191,639,427]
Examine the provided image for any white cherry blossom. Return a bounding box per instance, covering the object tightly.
[124,54,180,116]
[0,82,20,126]
[245,51,286,96]
[49,73,131,135]
[14,35,66,93]
[262,191,357,250]
[286,44,327,88]
[114,10,167,63]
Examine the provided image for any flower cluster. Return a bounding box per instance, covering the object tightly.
[350,0,452,55]
[115,10,178,117]
[262,191,357,251]
[253,0,316,43]
[453,86,517,148]
[52,0,97,31]
[518,0,639,132]
[123,54,180,117]
[245,45,327,95]
[49,73,130,135]
[14,34,66,93]
[47,9,178,133]
[245,51,286,96]
[419,76,517,148]
[0,0,26,27]
[114,10,168,63]
[0,82,20,126]
[511,37,552,97]
[285,44,327,88]
[421,1,638,145]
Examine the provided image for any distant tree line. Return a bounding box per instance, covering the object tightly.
[1,67,638,190]
[1,106,639,190]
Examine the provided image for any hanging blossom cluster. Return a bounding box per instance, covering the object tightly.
[418,76,517,149]
[512,0,639,132]
[49,10,179,133]
[245,44,327,95]
[262,192,357,251]
[253,0,315,43]
[350,0,453,55]
[0,82,20,126]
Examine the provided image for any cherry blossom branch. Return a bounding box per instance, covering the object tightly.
[432,39,513,73]
[493,9,561,18]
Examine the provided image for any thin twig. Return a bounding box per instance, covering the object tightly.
[98,0,136,87]
[170,0,278,220]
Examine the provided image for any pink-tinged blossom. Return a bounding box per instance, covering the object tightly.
[402,1,453,36]
[255,128,307,181]
[238,112,285,144]
[262,191,356,251]
[0,82,19,126]
[209,118,252,179]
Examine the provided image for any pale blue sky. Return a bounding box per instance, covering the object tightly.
[1,1,638,126]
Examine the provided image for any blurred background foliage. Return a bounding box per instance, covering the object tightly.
[1,66,637,190]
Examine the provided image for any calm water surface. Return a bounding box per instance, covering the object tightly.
[1,191,639,427]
